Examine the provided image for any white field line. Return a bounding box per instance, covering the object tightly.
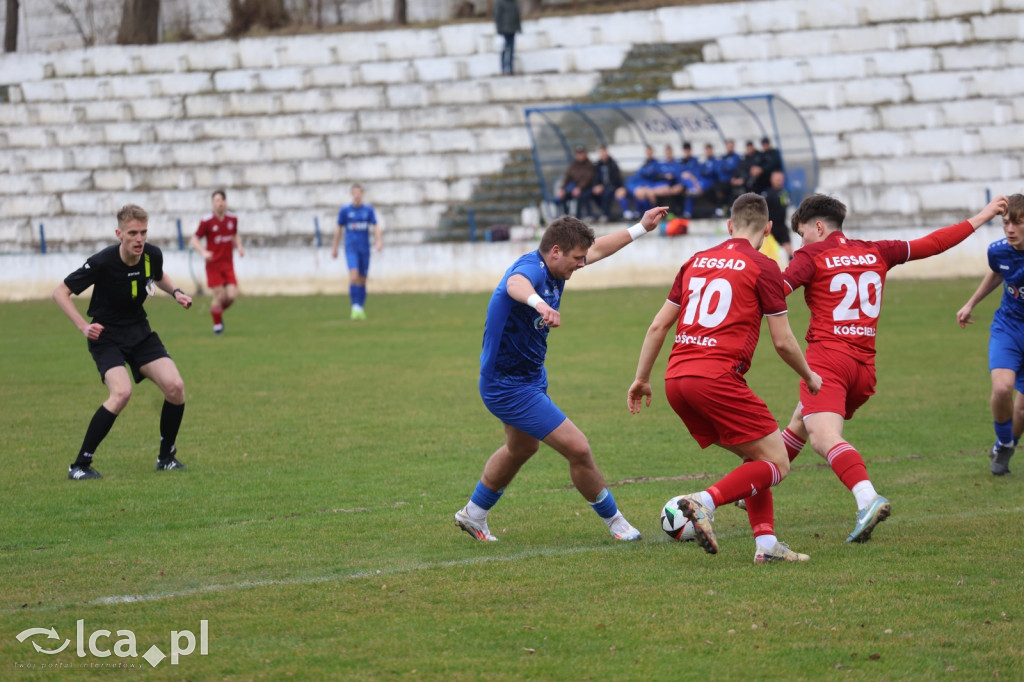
[7,503,1019,614]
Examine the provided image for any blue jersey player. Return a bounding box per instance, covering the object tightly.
[332,183,382,320]
[957,193,1023,475]
[455,206,669,542]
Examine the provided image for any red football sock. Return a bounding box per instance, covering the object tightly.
[782,427,806,462]
[744,485,774,537]
[826,442,869,491]
[211,307,223,326]
[707,460,782,507]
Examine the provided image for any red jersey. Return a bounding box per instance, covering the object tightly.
[195,212,239,263]
[783,231,909,365]
[665,238,788,379]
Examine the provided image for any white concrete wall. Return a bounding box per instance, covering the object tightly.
[2,0,1024,292]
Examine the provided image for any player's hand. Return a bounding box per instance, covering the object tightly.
[627,379,653,414]
[956,304,974,328]
[535,303,560,329]
[237,246,245,258]
[331,249,338,259]
[82,322,104,340]
[804,371,822,396]
[176,292,193,310]
[639,206,670,231]
[203,251,213,262]
[375,241,383,252]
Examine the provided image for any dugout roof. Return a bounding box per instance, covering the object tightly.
[524,94,817,210]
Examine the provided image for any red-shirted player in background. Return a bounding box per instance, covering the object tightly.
[779,193,1007,543]
[628,193,822,563]
[190,189,245,335]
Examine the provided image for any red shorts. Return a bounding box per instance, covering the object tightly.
[665,372,779,449]
[205,260,237,288]
[799,343,876,420]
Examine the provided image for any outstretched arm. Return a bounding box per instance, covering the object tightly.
[957,270,1003,328]
[908,195,1007,261]
[506,273,560,328]
[627,300,679,413]
[586,205,669,265]
[766,313,821,394]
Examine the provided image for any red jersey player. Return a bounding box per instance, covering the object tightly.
[628,193,821,563]
[190,189,245,335]
[779,193,1008,543]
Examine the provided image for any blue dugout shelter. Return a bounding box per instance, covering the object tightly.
[524,94,817,215]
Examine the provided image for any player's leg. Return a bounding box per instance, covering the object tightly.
[455,423,538,542]
[221,282,238,311]
[354,250,371,317]
[205,262,227,334]
[666,375,784,555]
[989,368,1017,474]
[139,357,187,471]
[69,364,133,480]
[986,323,1023,474]
[542,417,640,540]
[803,409,890,543]
[782,403,808,461]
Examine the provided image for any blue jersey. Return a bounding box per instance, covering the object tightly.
[480,250,565,389]
[988,238,1024,325]
[337,203,377,251]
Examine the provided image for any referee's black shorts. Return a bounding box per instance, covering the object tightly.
[88,322,171,384]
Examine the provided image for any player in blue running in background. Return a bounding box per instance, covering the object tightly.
[332,183,383,320]
[956,193,1024,475]
[455,206,669,542]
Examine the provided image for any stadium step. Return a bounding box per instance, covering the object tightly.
[441,41,708,240]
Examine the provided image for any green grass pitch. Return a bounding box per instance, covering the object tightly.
[0,278,1020,679]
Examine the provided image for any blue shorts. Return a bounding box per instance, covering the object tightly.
[345,247,371,277]
[479,379,567,441]
[988,317,1024,391]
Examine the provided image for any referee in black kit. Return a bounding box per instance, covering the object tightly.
[53,204,193,480]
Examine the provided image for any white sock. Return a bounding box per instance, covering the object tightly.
[698,490,716,511]
[465,501,488,521]
[755,534,778,551]
[851,480,878,511]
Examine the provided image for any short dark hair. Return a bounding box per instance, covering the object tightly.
[761,137,771,145]
[539,215,595,254]
[730,193,768,234]
[212,189,226,200]
[1006,194,1024,224]
[116,204,148,229]
[682,142,692,150]
[791,194,847,234]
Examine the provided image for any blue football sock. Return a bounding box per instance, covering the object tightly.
[617,197,630,213]
[590,488,618,519]
[349,284,358,306]
[995,419,1013,445]
[357,285,367,307]
[470,481,503,511]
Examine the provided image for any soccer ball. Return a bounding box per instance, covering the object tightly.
[661,495,696,542]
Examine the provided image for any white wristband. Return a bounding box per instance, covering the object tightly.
[526,294,543,310]
[628,223,647,241]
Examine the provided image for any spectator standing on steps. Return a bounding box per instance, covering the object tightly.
[494,0,522,75]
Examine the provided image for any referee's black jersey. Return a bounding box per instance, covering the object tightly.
[64,243,165,326]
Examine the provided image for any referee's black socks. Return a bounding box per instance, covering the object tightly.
[75,405,118,466]
[159,401,185,461]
